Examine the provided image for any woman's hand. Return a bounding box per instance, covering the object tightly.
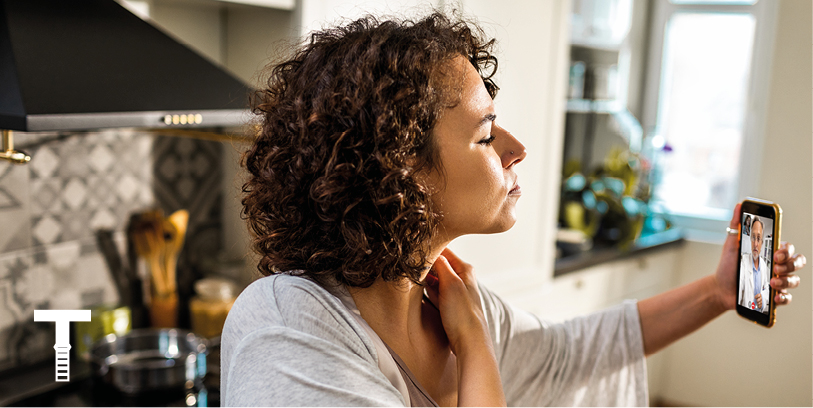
[424,247,506,407]
[770,241,805,305]
[424,248,489,354]
[713,203,806,311]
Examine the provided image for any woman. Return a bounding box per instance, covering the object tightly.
[221,13,805,406]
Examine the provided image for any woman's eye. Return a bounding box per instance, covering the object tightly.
[478,135,496,145]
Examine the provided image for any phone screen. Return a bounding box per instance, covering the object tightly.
[737,212,774,315]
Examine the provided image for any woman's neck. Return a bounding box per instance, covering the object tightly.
[348,278,426,348]
[348,240,449,351]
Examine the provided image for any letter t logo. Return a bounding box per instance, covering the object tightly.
[34,310,91,382]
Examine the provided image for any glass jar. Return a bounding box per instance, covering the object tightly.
[189,278,237,339]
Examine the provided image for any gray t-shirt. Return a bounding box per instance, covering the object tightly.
[220,274,648,406]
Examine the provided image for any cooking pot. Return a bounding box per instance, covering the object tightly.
[90,328,208,395]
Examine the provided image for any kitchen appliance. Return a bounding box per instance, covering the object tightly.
[89,328,208,395]
[0,0,250,132]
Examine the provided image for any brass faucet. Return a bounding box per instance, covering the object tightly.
[1,130,31,164]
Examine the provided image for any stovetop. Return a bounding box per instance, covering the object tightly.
[4,346,220,407]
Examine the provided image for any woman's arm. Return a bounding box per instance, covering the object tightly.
[637,203,806,356]
[426,248,506,407]
[637,275,726,356]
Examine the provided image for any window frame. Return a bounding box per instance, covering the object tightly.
[640,0,779,243]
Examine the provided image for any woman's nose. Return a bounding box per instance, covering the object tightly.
[500,130,526,169]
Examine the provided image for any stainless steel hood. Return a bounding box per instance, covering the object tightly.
[0,0,252,132]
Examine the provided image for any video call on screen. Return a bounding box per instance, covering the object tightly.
[738,212,774,315]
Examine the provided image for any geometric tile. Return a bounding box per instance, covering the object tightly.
[192,152,212,178]
[177,178,195,201]
[62,178,87,211]
[0,188,21,209]
[0,162,32,253]
[28,146,59,179]
[0,249,33,318]
[15,263,55,311]
[60,209,92,242]
[81,288,105,308]
[32,216,61,246]
[88,144,115,173]
[73,249,119,306]
[30,178,63,217]
[159,152,181,180]
[175,138,195,156]
[89,209,117,230]
[56,139,90,178]
[45,240,81,272]
[116,174,139,202]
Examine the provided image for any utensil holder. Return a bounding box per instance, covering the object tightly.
[150,291,178,328]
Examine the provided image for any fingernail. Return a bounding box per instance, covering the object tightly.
[776,252,785,262]
[795,255,806,269]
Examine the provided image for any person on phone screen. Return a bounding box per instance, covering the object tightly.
[741,215,752,256]
[739,218,770,312]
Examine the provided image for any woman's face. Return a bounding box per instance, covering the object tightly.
[427,56,526,241]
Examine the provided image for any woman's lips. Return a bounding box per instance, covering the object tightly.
[508,183,521,196]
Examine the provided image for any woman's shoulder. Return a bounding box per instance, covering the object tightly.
[225,273,373,349]
[230,274,347,324]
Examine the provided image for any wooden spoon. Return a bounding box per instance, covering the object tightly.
[164,210,189,295]
[132,210,170,296]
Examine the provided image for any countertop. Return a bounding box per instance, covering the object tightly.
[554,228,685,277]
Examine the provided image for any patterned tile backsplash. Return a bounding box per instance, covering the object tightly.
[0,130,223,374]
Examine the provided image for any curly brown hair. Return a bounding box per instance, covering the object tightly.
[242,12,498,288]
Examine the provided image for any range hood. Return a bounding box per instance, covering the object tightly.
[0,0,252,132]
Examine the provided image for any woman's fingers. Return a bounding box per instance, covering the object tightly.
[774,290,792,305]
[729,203,741,228]
[724,203,742,251]
[440,247,476,284]
[433,255,460,284]
[771,275,801,290]
[774,242,795,263]
[441,247,468,272]
[774,253,807,274]
[424,273,440,310]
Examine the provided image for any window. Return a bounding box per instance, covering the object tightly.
[640,0,778,242]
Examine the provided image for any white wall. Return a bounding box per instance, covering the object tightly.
[654,0,813,405]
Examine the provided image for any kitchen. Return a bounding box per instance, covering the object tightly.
[0,0,809,406]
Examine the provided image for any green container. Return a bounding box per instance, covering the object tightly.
[74,305,132,361]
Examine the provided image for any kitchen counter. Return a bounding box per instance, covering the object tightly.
[554,228,685,277]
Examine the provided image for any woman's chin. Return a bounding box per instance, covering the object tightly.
[483,214,518,234]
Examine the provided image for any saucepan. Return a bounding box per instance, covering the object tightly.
[90,328,208,395]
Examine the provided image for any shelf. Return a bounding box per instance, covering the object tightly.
[570,40,623,52]
[566,99,625,114]
[565,99,642,152]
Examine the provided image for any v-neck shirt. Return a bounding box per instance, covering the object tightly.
[328,284,439,406]
[220,274,648,406]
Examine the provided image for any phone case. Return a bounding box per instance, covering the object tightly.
[738,198,782,328]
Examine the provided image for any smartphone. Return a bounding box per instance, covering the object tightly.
[736,198,782,328]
